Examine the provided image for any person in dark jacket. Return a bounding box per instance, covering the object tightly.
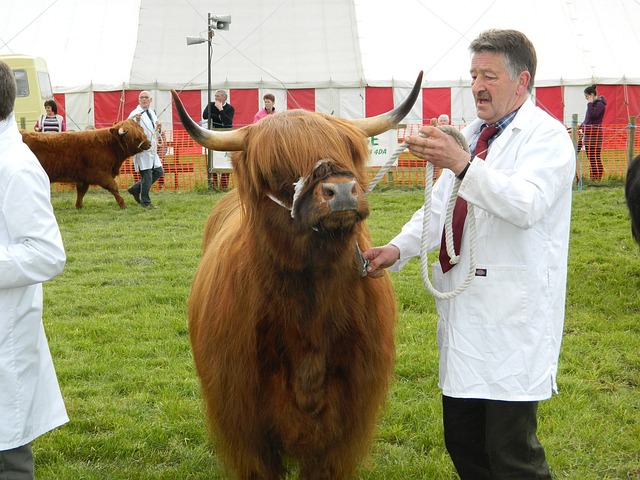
[202,90,234,129]
[202,90,234,189]
[581,84,607,180]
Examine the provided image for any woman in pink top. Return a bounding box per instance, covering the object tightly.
[252,93,276,123]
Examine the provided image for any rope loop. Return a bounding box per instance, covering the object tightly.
[367,126,475,299]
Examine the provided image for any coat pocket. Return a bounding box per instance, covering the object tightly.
[469,265,527,325]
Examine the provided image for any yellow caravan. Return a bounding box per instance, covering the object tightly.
[0,54,53,130]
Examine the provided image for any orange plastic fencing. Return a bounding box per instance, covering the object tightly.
[574,124,639,180]
[116,129,208,191]
[50,123,638,194]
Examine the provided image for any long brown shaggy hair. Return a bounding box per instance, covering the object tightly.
[188,109,397,479]
[234,110,371,217]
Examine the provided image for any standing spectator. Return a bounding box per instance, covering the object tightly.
[581,84,607,180]
[364,29,574,479]
[203,89,235,189]
[0,59,68,480]
[127,91,164,209]
[252,93,276,123]
[437,113,450,125]
[203,89,234,129]
[34,99,66,132]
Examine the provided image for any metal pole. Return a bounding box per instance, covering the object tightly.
[207,13,214,189]
[572,113,582,191]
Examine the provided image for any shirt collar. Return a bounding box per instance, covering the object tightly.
[479,108,519,135]
[472,108,520,154]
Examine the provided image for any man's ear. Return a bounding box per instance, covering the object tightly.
[517,71,531,96]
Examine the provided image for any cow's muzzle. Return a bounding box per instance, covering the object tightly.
[321,180,358,212]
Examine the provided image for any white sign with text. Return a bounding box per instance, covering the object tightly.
[367,129,398,166]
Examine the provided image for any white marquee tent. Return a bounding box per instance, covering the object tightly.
[2,0,640,129]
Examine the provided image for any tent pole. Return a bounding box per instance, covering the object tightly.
[207,13,214,189]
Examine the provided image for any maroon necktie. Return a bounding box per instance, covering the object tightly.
[439,125,500,272]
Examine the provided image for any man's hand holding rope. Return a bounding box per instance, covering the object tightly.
[363,124,472,290]
[405,125,470,175]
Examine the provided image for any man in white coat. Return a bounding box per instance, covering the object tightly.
[364,29,574,479]
[0,60,68,479]
[127,91,164,209]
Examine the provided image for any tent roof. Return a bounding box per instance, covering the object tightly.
[358,0,640,87]
[1,0,639,93]
[131,0,364,90]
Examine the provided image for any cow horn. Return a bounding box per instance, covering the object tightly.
[350,71,423,137]
[170,90,245,151]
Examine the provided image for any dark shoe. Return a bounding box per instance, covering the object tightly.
[142,204,158,209]
[127,187,141,204]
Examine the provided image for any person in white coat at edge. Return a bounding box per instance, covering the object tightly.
[0,60,67,479]
[364,29,575,479]
[127,91,164,209]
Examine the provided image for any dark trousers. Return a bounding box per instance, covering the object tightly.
[583,125,604,180]
[442,395,551,480]
[130,166,164,206]
[0,444,34,480]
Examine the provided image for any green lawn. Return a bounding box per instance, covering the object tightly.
[32,184,640,479]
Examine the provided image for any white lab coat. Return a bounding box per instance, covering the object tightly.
[0,115,68,449]
[128,105,162,172]
[390,98,575,401]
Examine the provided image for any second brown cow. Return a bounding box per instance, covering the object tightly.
[21,118,151,209]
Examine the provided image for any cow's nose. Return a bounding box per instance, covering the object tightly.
[321,180,358,211]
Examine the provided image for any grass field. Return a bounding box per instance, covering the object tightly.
[31,182,640,479]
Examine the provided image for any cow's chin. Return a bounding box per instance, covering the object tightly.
[308,210,368,235]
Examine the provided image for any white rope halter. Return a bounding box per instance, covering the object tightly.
[367,127,476,300]
[267,159,332,218]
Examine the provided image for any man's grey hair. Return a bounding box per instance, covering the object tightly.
[216,90,228,101]
[469,29,537,94]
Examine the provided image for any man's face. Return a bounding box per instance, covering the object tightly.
[214,92,224,103]
[470,51,528,124]
[139,92,152,108]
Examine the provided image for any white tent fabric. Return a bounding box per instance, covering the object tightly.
[358,0,640,87]
[1,0,639,128]
[1,0,366,92]
[1,0,141,92]
[3,0,640,91]
[130,0,365,90]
